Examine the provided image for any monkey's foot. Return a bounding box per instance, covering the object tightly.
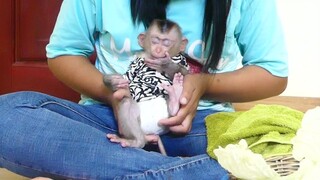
[162,73,184,116]
[107,133,146,148]
[107,133,132,147]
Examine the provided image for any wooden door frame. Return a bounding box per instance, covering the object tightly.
[0,0,14,94]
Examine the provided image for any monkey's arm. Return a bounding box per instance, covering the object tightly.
[144,53,189,79]
[162,53,189,79]
[103,74,129,91]
[165,62,189,78]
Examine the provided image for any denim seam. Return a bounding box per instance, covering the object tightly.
[186,133,206,137]
[115,156,211,179]
[39,101,117,133]
[0,156,87,180]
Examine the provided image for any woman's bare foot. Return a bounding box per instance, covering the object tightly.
[31,177,53,180]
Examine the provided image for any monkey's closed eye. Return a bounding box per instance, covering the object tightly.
[151,37,160,44]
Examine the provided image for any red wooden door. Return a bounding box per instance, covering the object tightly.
[0,0,80,102]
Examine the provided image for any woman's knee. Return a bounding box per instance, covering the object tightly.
[0,91,50,107]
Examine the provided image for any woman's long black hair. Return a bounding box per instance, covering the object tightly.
[130,0,231,72]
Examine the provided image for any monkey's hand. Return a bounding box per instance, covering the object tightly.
[103,74,129,91]
[145,52,187,79]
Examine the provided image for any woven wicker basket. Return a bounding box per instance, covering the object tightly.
[230,154,300,179]
[265,154,300,176]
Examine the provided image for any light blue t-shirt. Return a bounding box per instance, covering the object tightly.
[46,0,288,112]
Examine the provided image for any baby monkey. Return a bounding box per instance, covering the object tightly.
[103,19,189,155]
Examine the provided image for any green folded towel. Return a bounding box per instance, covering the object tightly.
[206,104,304,159]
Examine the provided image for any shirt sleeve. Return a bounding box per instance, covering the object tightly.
[46,0,98,59]
[235,0,288,77]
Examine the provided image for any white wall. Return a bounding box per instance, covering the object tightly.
[277,0,320,97]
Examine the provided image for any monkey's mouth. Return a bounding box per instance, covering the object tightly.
[150,54,166,59]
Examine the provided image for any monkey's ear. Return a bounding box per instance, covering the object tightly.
[138,33,146,48]
[179,37,188,52]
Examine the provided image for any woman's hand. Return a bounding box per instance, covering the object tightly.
[158,74,209,134]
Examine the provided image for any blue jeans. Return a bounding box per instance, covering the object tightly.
[0,91,228,179]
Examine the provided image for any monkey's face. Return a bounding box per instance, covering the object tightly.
[145,27,182,59]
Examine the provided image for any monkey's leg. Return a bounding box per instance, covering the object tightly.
[107,97,147,148]
[162,73,184,116]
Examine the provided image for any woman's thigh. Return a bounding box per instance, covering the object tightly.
[4,91,117,131]
[0,91,125,178]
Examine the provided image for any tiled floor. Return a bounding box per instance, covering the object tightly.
[0,168,28,180]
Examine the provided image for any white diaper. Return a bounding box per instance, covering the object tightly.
[137,97,169,135]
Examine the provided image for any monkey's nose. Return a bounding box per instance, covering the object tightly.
[155,46,163,54]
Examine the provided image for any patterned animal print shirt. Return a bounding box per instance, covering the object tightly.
[125,53,189,102]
